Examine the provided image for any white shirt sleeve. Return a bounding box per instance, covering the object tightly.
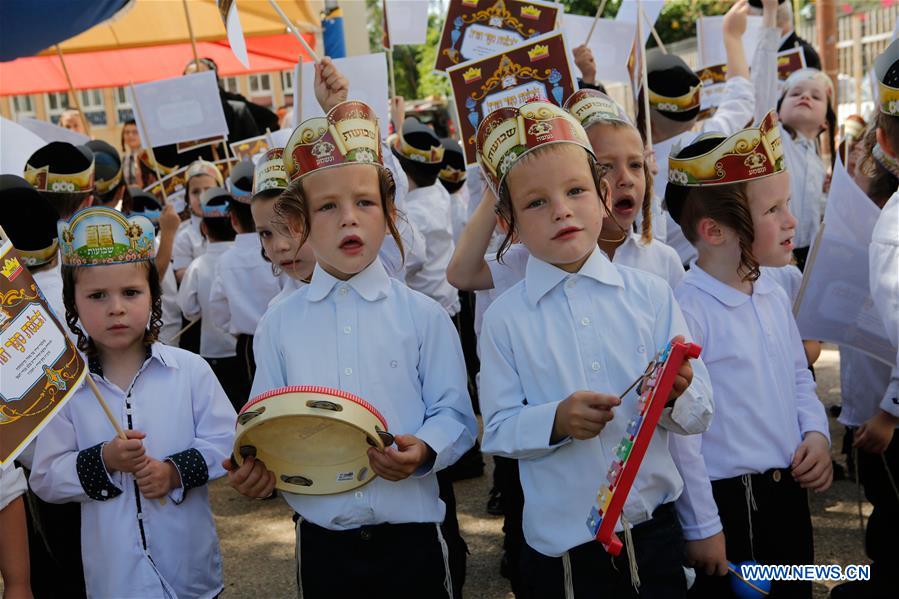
[787,296,830,441]
[751,26,782,124]
[869,204,899,418]
[176,261,202,321]
[0,465,27,511]
[703,76,755,135]
[669,433,722,540]
[172,226,194,272]
[207,262,231,333]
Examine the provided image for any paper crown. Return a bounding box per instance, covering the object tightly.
[647,54,702,114]
[649,84,702,114]
[0,174,59,267]
[875,39,899,116]
[667,110,784,188]
[24,142,95,194]
[86,140,123,196]
[128,187,162,226]
[782,68,834,98]
[253,147,289,195]
[393,117,445,165]
[284,101,383,182]
[200,187,231,218]
[142,165,188,204]
[57,207,155,267]
[185,159,224,186]
[475,101,594,195]
[439,137,466,184]
[227,160,254,204]
[564,89,634,130]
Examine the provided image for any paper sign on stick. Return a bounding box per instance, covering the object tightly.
[230,134,271,162]
[697,15,763,69]
[561,14,636,84]
[130,71,228,148]
[1,117,46,176]
[295,53,390,139]
[447,31,577,166]
[616,0,664,48]
[217,0,250,68]
[795,157,897,366]
[18,117,90,146]
[0,238,87,468]
[435,0,562,73]
[385,0,430,46]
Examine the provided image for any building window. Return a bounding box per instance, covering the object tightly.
[223,76,240,94]
[115,87,133,124]
[45,92,70,124]
[10,95,36,120]
[248,73,273,108]
[79,89,107,127]
[280,70,294,106]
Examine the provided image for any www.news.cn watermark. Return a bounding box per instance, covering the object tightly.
[740,563,871,582]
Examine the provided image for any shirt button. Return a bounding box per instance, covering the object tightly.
[360,528,372,541]
[344,367,353,375]
[339,286,348,296]
[355,491,364,499]
[100,489,108,497]
[591,361,601,372]
[581,317,590,326]
[343,326,352,334]
[566,279,576,288]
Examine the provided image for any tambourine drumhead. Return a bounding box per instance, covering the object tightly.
[234,386,391,495]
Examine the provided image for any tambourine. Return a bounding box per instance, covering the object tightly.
[233,386,395,495]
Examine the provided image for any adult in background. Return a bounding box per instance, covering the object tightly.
[121,119,143,186]
[749,0,821,69]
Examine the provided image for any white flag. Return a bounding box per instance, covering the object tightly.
[218,0,250,68]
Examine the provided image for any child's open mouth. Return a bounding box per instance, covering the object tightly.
[339,235,364,255]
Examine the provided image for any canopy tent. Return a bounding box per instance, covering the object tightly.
[0,34,315,96]
[0,0,319,61]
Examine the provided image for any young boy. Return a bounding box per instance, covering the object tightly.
[172,159,223,283]
[178,187,245,410]
[86,140,127,210]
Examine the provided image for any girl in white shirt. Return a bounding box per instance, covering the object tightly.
[225,101,477,599]
[665,112,832,598]
[477,101,711,598]
[31,206,235,599]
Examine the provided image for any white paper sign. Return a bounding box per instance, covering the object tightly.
[295,53,390,140]
[616,0,664,48]
[224,0,250,68]
[1,117,47,175]
[18,117,90,146]
[384,0,430,46]
[795,158,897,366]
[697,15,764,69]
[561,14,636,84]
[130,71,228,148]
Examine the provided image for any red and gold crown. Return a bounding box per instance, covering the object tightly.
[283,101,382,182]
[667,110,784,187]
[875,38,899,116]
[438,165,466,184]
[563,89,634,130]
[475,101,593,194]
[253,148,289,195]
[648,83,702,114]
[520,4,541,19]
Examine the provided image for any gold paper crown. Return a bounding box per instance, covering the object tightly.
[463,67,482,84]
[475,101,594,195]
[520,5,541,19]
[17,242,59,268]
[394,131,445,165]
[648,83,702,113]
[253,147,289,195]
[439,165,466,184]
[563,89,634,130]
[875,39,899,116]
[283,101,383,182]
[528,44,550,62]
[185,159,224,186]
[1,256,23,281]
[24,161,95,194]
[57,207,156,267]
[95,163,123,196]
[667,110,784,188]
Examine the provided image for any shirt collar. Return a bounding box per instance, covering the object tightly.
[88,343,167,376]
[683,262,778,308]
[306,258,391,303]
[234,232,260,248]
[205,240,233,255]
[525,246,624,307]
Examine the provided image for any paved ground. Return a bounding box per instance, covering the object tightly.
[211,346,870,598]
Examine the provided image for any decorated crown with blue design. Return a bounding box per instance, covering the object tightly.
[57,207,155,267]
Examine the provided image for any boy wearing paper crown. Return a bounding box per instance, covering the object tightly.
[86,139,127,210]
[225,100,477,598]
[476,100,711,598]
[29,206,235,599]
[172,159,223,283]
[24,141,96,220]
[665,112,831,597]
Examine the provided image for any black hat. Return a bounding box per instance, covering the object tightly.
[647,53,702,121]
[200,186,232,218]
[748,0,785,8]
[391,117,446,166]
[23,142,95,193]
[128,186,163,227]
[438,137,467,193]
[0,175,60,267]
[86,140,123,196]
[663,134,728,226]
[875,38,899,116]
[228,159,254,204]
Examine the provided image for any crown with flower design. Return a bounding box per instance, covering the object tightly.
[283,101,383,182]
[564,89,634,130]
[648,83,702,114]
[185,159,224,186]
[475,101,594,195]
[875,38,899,117]
[667,110,784,188]
[57,207,155,267]
[24,143,95,194]
[253,147,289,195]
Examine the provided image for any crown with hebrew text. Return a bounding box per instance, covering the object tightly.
[564,89,634,130]
[57,206,155,267]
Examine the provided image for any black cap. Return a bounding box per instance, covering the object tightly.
[25,141,95,186]
[440,138,465,171]
[647,53,702,122]
[0,174,60,266]
[228,159,254,203]
[86,139,123,195]
[748,0,785,8]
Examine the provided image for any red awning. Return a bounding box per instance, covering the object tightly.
[0,33,313,96]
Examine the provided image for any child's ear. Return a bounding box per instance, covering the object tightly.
[229,211,239,231]
[696,217,726,246]
[876,127,897,160]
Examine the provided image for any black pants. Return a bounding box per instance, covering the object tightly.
[493,456,526,596]
[519,502,685,599]
[206,355,251,413]
[455,291,480,413]
[24,486,86,599]
[690,469,813,599]
[178,316,201,354]
[236,334,256,407]
[295,518,452,598]
[437,470,468,598]
[850,427,899,587]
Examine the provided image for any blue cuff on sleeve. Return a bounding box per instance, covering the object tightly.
[76,443,123,501]
[166,448,209,500]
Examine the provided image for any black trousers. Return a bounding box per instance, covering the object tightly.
[437,470,468,598]
[690,469,813,599]
[178,316,201,354]
[493,455,526,596]
[295,518,452,598]
[850,427,899,586]
[235,334,256,407]
[206,355,251,413]
[519,502,686,599]
[24,486,86,599]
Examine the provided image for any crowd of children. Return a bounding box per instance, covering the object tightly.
[1,1,898,597]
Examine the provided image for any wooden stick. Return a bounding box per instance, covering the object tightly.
[268,0,320,63]
[637,1,653,151]
[181,0,200,67]
[386,47,397,102]
[645,14,667,55]
[793,222,825,317]
[128,82,168,202]
[585,0,608,45]
[167,318,199,343]
[54,45,90,134]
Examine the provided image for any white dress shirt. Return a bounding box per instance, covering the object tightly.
[30,344,236,599]
[403,184,461,316]
[839,345,894,427]
[178,241,237,358]
[869,191,899,418]
[208,233,282,336]
[172,216,206,272]
[762,264,803,304]
[675,264,830,481]
[478,248,713,556]
[0,464,26,511]
[605,232,685,290]
[252,258,478,530]
[450,186,471,245]
[33,261,65,326]
[158,262,181,345]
